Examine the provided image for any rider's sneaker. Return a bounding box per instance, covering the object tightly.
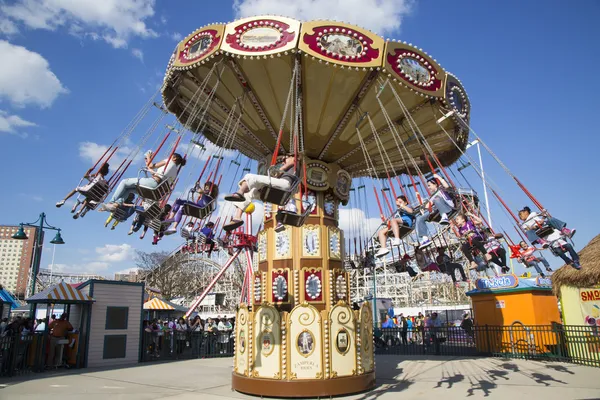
[439,214,449,226]
[376,248,390,258]
[391,238,402,246]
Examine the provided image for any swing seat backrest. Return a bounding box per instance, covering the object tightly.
[182,197,215,220]
[137,178,171,202]
[85,180,110,202]
[111,207,129,222]
[275,203,314,227]
[535,225,554,239]
[141,203,162,221]
[258,173,300,206]
[197,234,207,245]
[146,219,164,232]
[181,228,193,240]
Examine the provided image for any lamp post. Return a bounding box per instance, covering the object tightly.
[12,212,65,298]
[466,139,492,228]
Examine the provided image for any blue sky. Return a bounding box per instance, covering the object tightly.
[1,0,598,278]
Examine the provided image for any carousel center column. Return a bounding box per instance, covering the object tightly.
[232,158,375,397]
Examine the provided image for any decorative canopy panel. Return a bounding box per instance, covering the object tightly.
[162,16,471,178]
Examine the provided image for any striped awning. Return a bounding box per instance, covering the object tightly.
[26,281,95,303]
[144,297,175,310]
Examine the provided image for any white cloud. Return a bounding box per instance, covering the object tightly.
[0,40,67,108]
[49,261,110,275]
[0,18,17,34]
[169,32,182,41]
[132,48,143,61]
[0,0,158,48]
[96,243,134,262]
[339,207,381,242]
[0,110,36,137]
[78,141,134,166]
[233,0,414,36]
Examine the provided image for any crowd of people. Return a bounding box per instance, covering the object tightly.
[376,310,474,349]
[142,315,234,358]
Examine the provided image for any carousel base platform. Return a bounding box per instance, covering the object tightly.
[232,371,376,398]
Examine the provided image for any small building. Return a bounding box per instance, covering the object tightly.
[26,281,95,368]
[552,234,600,365]
[0,286,20,319]
[466,273,561,355]
[78,280,145,368]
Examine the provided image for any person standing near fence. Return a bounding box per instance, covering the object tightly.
[217,318,233,355]
[175,318,189,355]
[400,316,408,345]
[47,314,73,367]
[460,313,474,341]
[415,313,425,344]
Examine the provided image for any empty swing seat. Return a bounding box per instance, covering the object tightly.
[258,173,300,206]
[182,198,215,220]
[275,203,314,228]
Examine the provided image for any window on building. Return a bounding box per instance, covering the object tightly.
[105,307,129,330]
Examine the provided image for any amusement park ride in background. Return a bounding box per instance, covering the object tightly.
[54,14,578,398]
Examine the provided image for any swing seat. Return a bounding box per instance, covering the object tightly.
[535,225,554,239]
[180,228,195,241]
[275,203,314,228]
[146,219,169,232]
[82,180,110,203]
[385,224,414,240]
[137,179,171,202]
[111,207,129,222]
[139,202,162,221]
[182,198,215,220]
[428,208,458,223]
[258,173,300,206]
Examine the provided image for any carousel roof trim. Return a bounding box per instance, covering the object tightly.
[162,16,471,177]
[552,234,600,295]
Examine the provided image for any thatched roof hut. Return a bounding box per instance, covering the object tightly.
[552,234,600,295]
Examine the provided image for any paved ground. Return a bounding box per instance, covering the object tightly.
[1,356,599,399]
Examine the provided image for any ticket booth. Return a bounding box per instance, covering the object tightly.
[466,274,561,355]
[26,281,95,369]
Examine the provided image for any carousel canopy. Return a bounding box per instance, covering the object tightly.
[26,281,95,304]
[162,16,470,178]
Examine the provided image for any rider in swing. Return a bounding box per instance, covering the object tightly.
[222,153,296,231]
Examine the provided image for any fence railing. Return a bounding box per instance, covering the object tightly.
[375,324,600,367]
[0,332,45,377]
[140,330,234,362]
[2,324,598,377]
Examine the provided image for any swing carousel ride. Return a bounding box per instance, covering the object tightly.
[54,14,581,398]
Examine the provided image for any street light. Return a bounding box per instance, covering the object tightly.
[12,213,65,298]
[465,139,493,228]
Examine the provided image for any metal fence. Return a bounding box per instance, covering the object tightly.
[0,332,45,377]
[140,331,234,362]
[375,324,600,367]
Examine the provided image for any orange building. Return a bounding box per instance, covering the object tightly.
[467,274,561,355]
